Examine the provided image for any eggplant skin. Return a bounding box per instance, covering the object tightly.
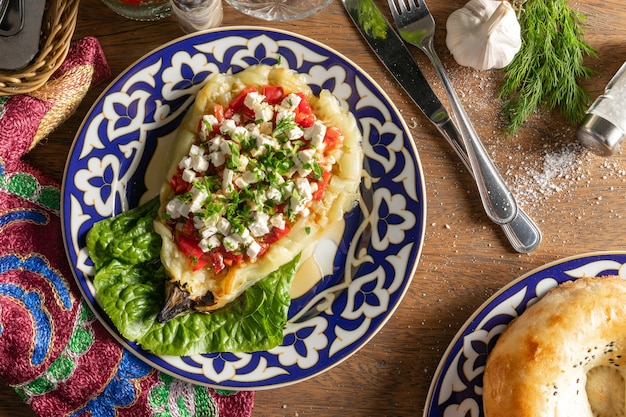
[156,279,216,323]
[154,64,364,322]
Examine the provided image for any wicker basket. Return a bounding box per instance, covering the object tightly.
[0,0,80,96]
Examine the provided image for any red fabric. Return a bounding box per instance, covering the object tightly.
[0,36,254,417]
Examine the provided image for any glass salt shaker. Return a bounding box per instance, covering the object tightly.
[170,0,223,33]
[577,61,626,156]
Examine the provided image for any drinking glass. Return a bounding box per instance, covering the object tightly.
[224,0,332,21]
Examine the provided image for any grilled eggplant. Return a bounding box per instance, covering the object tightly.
[154,64,363,322]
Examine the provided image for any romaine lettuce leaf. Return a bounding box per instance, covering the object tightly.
[86,197,298,355]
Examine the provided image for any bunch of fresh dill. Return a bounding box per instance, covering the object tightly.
[500,0,597,135]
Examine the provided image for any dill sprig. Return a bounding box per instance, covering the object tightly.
[500,0,597,135]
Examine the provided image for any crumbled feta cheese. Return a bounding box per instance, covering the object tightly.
[265,187,283,203]
[242,170,261,185]
[244,91,265,109]
[220,140,232,156]
[189,188,208,212]
[182,168,196,183]
[232,228,253,245]
[220,119,237,135]
[201,225,218,239]
[210,151,225,167]
[238,155,249,172]
[199,235,221,252]
[234,176,250,189]
[222,168,234,193]
[223,235,239,252]
[191,155,209,172]
[202,115,219,132]
[304,121,327,148]
[231,126,249,142]
[249,211,270,237]
[294,177,313,201]
[255,104,274,123]
[287,125,304,141]
[246,241,262,258]
[209,135,224,152]
[166,198,184,219]
[178,157,192,170]
[255,133,278,151]
[280,93,302,111]
[216,217,232,235]
[297,148,316,165]
[270,214,286,230]
[275,110,304,140]
[189,144,204,156]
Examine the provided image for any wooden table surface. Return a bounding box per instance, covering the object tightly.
[3,0,626,415]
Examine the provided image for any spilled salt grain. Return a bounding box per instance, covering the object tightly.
[505,141,589,208]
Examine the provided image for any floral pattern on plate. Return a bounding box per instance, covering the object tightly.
[425,251,626,417]
[61,27,426,389]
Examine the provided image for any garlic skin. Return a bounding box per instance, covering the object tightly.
[445,0,521,71]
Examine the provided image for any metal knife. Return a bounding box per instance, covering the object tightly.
[341,0,541,253]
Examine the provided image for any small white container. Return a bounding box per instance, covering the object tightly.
[577,61,626,156]
[170,0,223,33]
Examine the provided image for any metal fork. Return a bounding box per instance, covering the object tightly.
[387,0,517,225]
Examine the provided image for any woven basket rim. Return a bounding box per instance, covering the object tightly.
[0,0,80,96]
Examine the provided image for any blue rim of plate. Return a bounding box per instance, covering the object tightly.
[424,251,626,416]
[60,26,426,389]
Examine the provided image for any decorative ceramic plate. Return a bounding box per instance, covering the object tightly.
[424,251,626,416]
[61,27,426,389]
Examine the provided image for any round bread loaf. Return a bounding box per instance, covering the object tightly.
[483,275,626,417]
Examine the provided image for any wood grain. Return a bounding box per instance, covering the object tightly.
[4,0,626,416]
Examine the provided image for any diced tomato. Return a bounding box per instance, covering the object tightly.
[223,252,244,267]
[263,225,291,245]
[214,105,225,123]
[193,257,209,271]
[228,86,258,113]
[294,93,315,128]
[295,110,315,128]
[312,170,332,201]
[177,234,209,271]
[182,217,196,237]
[323,126,343,151]
[263,85,284,105]
[256,243,270,259]
[208,250,225,274]
[178,234,201,256]
[170,171,192,194]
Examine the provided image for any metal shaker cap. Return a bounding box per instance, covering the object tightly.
[577,113,626,156]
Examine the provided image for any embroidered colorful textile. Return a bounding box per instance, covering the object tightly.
[0,37,254,417]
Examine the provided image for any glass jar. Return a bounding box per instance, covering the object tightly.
[224,0,332,21]
[101,0,172,20]
[577,61,626,156]
[170,0,223,33]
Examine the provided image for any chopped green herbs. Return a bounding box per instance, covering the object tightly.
[501,0,597,135]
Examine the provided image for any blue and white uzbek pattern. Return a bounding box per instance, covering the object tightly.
[62,28,426,389]
[425,252,626,417]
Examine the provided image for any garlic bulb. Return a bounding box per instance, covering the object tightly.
[445,0,521,71]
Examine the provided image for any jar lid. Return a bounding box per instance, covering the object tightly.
[577,113,626,156]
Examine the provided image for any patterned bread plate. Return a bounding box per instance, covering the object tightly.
[424,251,626,416]
[61,27,427,389]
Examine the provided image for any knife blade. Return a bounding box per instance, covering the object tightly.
[341,0,541,253]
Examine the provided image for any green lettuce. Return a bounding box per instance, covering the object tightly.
[86,197,298,356]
